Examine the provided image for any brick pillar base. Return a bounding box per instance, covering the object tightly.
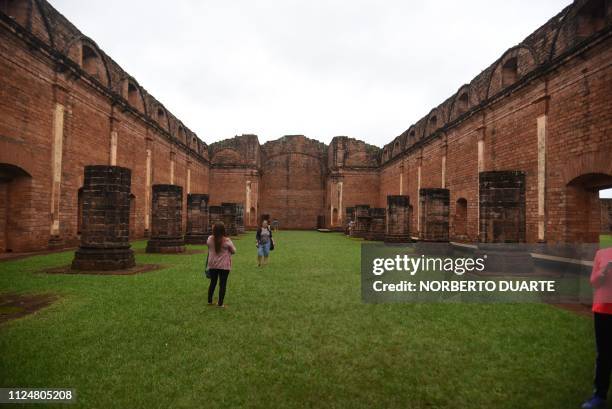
[72,165,135,271]
[146,184,185,253]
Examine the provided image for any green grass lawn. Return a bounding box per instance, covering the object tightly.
[0,231,600,408]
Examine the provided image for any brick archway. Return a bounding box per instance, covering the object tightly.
[0,164,32,252]
[565,173,612,243]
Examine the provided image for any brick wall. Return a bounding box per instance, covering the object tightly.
[0,0,610,251]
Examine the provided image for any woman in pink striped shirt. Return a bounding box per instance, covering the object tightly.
[206,222,236,308]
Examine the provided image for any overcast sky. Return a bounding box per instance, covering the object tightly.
[51,0,576,147]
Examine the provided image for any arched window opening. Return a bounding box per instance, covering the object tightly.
[577,0,606,38]
[501,57,518,88]
[157,107,166,126]
[457,92,469,114]
[127,82,141,110]
[82,45,101,80]
[178,126,186,143]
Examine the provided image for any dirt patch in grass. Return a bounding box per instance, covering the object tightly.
[42,264,164,276]
[0,293,59,324]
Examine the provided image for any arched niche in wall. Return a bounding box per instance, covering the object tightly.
[155,105,169,131]
[211,148,243,166]
[450,84,471,120]
[425,109,439,137]
[1,0,53,45]
[550,0,611,60]
[486,46,537,98]
[80,41,110,87]
[122,78,146,114]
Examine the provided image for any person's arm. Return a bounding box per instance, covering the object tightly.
[255,228,261,244]
[225,238,236,254]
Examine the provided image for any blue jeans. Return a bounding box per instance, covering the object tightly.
[258,241,270,257]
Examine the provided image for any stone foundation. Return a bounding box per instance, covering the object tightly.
[385,195,411,243]
[419,188,450,242]
[146,184,185,253]
[72,165,135,270]
[185,193,209,244]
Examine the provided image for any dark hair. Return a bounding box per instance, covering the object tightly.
[212,222,226,253]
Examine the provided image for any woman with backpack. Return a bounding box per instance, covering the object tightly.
[256,219,273,267]
[206,221,236,308]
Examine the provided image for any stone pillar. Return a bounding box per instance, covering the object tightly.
[479,171,526,243]
[146,184,185,253]
[366,208,386,241]
[345,207,355,235]
[235,203,245,234]
[185,193,209,244]
[385,195,411,243]
[419,188,450,242]
[221,203,238,236]
[353,204,371,238]
[72,165,135,270]
[209,206,223,231]
[477,171,530,273]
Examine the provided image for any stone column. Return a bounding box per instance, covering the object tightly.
[146,184,185,253]
[221,202,238,236]
[185,193,209,244]
[353,204,371,238]
[366,208,386,241]
[345,207,355,235]
[235,203,245,233]
[72,165,135,270]
[477,171,530,273]
[419,188,450,242]
[209,206,223,231]
[478,171,526,243]
[385,195,411,243]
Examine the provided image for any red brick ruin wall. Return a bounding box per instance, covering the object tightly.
[0,0,611,252]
